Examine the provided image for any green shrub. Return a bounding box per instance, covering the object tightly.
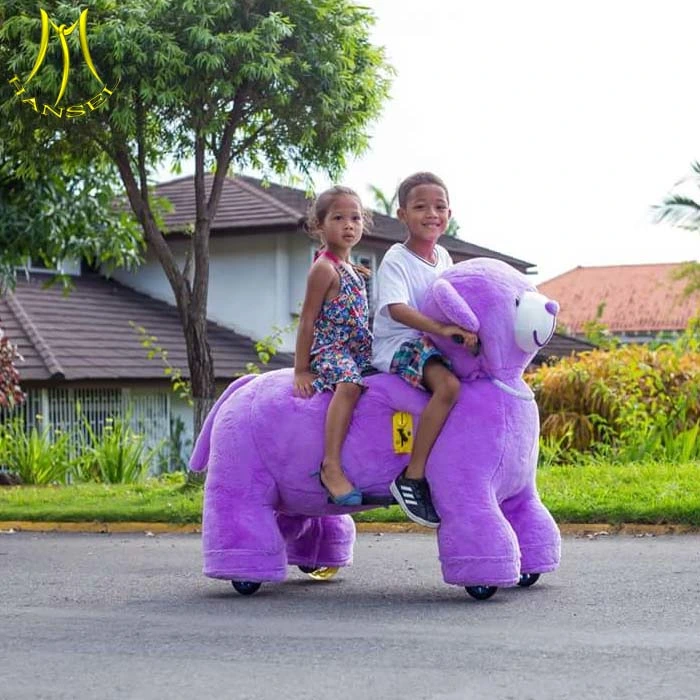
[156,415,191,473]
[73,413,164,484]
[529,336,700,463]
[0,417,73,484]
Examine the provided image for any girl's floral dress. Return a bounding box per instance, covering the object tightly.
[310,257,372,393]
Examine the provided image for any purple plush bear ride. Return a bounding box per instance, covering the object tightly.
[190,257,561,600]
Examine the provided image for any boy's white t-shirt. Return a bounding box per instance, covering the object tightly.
[372,243,454,372]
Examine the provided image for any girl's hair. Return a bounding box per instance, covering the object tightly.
[305,186,373,239]
[397,172,449,209]
[305,186,373,277]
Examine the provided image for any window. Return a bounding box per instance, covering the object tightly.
[1,387,171,470]
[27,257,59,272]
[0,390,42,431]
[18,257,80,275]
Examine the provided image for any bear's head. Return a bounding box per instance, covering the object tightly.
[420,257,558,381]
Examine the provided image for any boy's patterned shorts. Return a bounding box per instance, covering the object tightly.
[389,336,452,390]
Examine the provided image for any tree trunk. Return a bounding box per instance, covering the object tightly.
[112,142,219,484]
[183,314,215,486]
[185,312,215,424]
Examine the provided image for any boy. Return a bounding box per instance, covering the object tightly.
[372,172,478,527]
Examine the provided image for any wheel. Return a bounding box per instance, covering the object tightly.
[465,585,498,600]
[298,565,340,581]
[231,580,262,595]
[517,573,540,588]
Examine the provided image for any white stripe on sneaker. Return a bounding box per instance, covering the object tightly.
[389,480,440,529]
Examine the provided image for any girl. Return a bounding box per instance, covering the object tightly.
[293,186,372,506]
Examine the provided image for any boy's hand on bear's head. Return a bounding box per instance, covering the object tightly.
[441,325,479,348]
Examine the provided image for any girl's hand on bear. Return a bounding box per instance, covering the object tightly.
[293,370,317,398]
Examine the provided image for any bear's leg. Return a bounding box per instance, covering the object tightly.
[202,495,287,582]
[501,487,561,575]
[278,513,356,569]
[436,492,521,587]
[201,432,287,582]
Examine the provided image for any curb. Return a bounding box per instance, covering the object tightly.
[0,521,202,534]
[0,521,698,535]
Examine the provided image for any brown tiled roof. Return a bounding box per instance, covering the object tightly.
[0,273,291,382]
[0,273,591,379]
[157,174,302,232]
[538,263,699,334]
[154,174,535,273]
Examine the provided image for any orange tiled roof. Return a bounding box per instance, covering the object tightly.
[538,263,699,334]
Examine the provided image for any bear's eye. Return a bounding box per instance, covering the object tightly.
[515,297,520,308]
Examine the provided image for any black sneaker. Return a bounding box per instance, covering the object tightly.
[389,469,440,528]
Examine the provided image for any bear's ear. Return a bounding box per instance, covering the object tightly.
[432,279,480,332]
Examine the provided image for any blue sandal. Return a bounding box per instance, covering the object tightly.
[314,467,363,506]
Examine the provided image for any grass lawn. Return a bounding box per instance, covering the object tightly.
[535,460,700,525]
[0,480,203,524]
[0,461,699,525]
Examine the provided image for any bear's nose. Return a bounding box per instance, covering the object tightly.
[545,300,559,316]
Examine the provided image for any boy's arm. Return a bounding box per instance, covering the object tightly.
[294,262,335,397]
[388,303,478,347]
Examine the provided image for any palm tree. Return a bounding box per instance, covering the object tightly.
[445,218,460,237]
[652,162,700,295]
[367,184,398,216]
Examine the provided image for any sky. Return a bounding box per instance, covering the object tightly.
[310,0,700,282]
[160,0,700,283]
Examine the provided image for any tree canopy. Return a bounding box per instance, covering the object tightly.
[0,150,143,285]
[0,0,392,431]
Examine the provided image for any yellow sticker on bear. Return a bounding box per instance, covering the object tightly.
[392,411,414,454]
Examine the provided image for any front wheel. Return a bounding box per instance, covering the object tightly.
[465,585,498,600]
[231,580,262,596]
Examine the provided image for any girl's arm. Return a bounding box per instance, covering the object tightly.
[387,303,478,347]
[294,262,336,398]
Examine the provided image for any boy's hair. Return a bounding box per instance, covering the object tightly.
[397,172,449,209]
[305,185,372,238]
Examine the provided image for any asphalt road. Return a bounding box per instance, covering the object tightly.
[1,530,699,700]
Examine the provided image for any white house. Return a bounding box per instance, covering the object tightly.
[3,174,578,466]
[110,174,536,353]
